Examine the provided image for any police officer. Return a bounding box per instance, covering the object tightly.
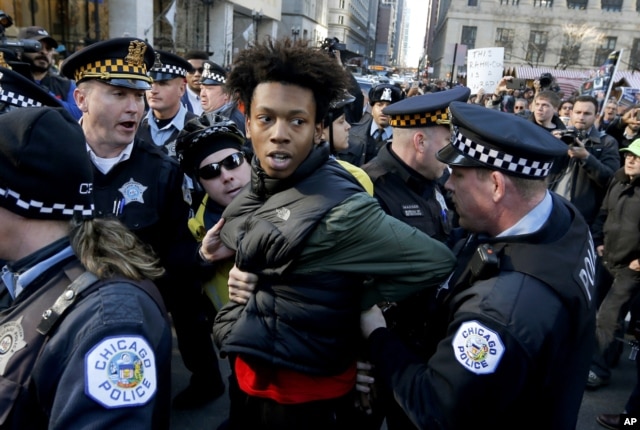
[359,86,470,429]
[0,107,171,428]
[339,83,404,166]
[364,86,470,243]
[137,50,197,158]
[61,38,224,409]
[199,61,245,134]
[361,102,596,429]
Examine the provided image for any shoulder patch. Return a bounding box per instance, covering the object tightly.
[85,335,157,408]
[452,320,505,375]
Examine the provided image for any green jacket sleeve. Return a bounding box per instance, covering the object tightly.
[295,193,456,309]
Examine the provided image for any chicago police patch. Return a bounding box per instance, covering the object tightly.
[85,335,157,408]
[452,320,505,375]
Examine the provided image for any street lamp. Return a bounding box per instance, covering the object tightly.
[252,9,263,45]
[291,26,300,43]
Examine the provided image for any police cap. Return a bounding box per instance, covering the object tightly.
[436,101,567,179]
[199,61,226,86]
[383,86,471,128]
[149,50,194,81]
[0,66,61,108]
[368,83,404,106]
[60,37,155,90]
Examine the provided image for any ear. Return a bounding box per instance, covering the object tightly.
[412,130,426,153]
[74,87,89,113]
[313,122,323,144]
[490,171,507,203]
[245,117,251,139]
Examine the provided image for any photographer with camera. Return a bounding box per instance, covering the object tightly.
[548,95,619,228]
[17,26,82,120]
[321,37,365,125]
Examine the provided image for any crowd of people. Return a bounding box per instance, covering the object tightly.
[1,24,640,430]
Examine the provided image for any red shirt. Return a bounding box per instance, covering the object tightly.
[234,355,356,404]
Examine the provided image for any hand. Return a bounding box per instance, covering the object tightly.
[630,259,640,272]
[200,218,235,262]
[622,108,640,128]
[495,76,512,94]
[360,305,386,339]
[354,361,376,415]
[228,265,258,304]
[567,138,589,160]
[596,244,604,257]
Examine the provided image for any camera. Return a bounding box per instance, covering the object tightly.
[321,37,346,55]
[559,129,587,145]
[539,72,553,89]
[0,10,42,53]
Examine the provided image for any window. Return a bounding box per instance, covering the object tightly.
[631,39,640,71]
[461,26,477,50]
[594,37,617,66]
[339,0,345,8]
[468,0,478,5]
[495,28,514,59]
[338,15,344,25]
[526,30,548,64]
[534,0,553,5]
[567,0,588,8]
[499,0,520,4]
[601,0,622,10]
[559,36,581,67]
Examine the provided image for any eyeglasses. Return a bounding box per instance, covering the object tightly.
[198,152,245,179]
[188,67,205,74]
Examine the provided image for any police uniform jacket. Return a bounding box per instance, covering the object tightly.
[0,240,171,429]
[136,109,198,158]
[91,138,194,273]
[592,168,640,270]
[213,143,456,376]
[548,126,620,226]
[366,193,596,429]
[364,142,451,243]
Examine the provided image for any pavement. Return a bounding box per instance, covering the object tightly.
[169,330,638,430]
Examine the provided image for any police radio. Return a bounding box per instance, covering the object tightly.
[469,243,500,280]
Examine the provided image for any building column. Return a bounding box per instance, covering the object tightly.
[108,0,154,41]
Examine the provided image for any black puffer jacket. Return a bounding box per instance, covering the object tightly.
[214,143,367,375]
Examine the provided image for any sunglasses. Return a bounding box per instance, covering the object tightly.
[198,152,245,179]
[188,67,205,74]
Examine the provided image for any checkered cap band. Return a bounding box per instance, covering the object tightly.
[389,108,449,127]
[0,90,43,108]
[151,63,188,77]
[74,59,152,83]
[201,71,225,84]
[452,131,552,178]
[0,184,94,217]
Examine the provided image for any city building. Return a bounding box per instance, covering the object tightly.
[426,0,640,80]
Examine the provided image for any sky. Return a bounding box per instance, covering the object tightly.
[405,0,430,67]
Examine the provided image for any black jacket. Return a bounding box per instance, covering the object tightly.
[548,126,620,226]
[592,168,640,270]
[367,194,596,429]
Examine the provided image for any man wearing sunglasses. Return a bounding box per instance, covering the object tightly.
[180,50,208,115]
